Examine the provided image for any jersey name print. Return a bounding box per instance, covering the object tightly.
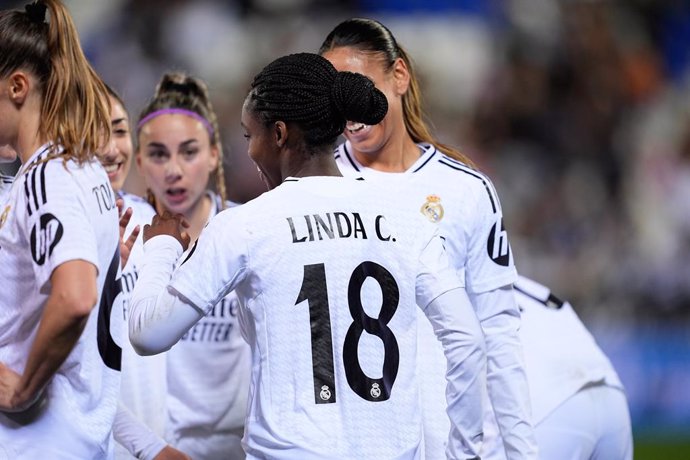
[287,211,395,243]
[0,145,121,459]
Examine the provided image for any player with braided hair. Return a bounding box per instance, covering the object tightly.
[132,72,251,460]
[128,52,486,459]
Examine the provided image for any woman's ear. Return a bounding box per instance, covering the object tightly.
[209,144,220,171]
[8,71,31,106]
[392,57,410,96]
[274,121,288,148]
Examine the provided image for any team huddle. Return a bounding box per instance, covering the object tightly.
[0,2,632,460]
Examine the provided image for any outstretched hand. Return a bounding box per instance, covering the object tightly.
[143,211,191,251]
[116,198,140,269]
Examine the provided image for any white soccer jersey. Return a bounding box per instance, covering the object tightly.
[164,193,251,460]
[0,173,12,205]
[115,192,167,460]
[335,142,535,460]
[482,276,626,460]
[514,275,623,422]
[0,145,121,459]
[164,176,473,459]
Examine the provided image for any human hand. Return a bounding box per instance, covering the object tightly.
[143,211,191,250]
[0,362,36,413]
[153,445,192,460]
[116,198,140,269]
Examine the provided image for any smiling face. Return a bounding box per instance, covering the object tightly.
[136,112,218,215]
[98,96,132,192]
[241,99,282,190]
[321,47,408,157]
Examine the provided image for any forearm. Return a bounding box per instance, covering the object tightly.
[424,288,486,459]
[114,403,167,460]
[16,295,90,408]
[129,235,204,356]
[473,287,538,459]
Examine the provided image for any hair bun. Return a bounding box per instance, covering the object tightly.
[156,73,209,102]
[24,1,47,24]
[330,71,387,126]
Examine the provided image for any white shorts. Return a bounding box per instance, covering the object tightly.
[535,384,633,460]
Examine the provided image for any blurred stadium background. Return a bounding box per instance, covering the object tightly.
[2,0,689,456]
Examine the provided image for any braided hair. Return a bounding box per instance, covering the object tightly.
[246,53,387,151]
[320,18,475,167]
[137,72,228,208]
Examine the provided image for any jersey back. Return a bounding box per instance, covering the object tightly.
[170,176,461,460]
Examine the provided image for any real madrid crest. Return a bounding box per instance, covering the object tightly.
[420,194,444,223]
[319,385,332,401]
[370,383,381,399]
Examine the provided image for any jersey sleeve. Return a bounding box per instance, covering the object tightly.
[168,209,249,313]
[415,225,464,308]
[465,177,517,294]
[19,162,99,292]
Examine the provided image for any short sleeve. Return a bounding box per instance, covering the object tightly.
[416,224,464,309]
[168,209,249,313]
[19,163,99,293]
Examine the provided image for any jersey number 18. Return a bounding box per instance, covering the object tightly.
[296,261,400,405]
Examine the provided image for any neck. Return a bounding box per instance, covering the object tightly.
[16,107,45,164]
[353,132,420,173]
[283,151,342,180]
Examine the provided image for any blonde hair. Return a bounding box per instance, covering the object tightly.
[138,72,227,209]
[0,0,110,165]
[319,17,474,167]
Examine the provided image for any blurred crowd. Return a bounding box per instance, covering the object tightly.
[77,0,690,324]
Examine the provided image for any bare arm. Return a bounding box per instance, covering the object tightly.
[0,260,97,412]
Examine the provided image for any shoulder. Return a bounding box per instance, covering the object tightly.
[421,152,503,213]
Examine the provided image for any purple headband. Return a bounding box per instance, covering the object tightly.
[137,108,214,138]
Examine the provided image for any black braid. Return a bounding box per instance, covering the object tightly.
[247,53,387,149]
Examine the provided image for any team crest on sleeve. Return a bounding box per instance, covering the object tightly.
[30,212,64,265]
[420,195,444,223]
[487,218,510,266]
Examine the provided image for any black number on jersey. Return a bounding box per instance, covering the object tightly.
[97,249,123,371]
[296,261,400,404]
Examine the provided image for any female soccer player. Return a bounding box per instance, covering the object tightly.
[128,52,486,459]
[134,72,251,460]
[319,18,538,460]
[0,1,121,458]
[485,275,633,460]
[96,87,189,460]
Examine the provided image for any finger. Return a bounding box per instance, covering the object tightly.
[116,198,125,216]
[181,231,191,250]
[119,207,133,234]
[124,225,140,250]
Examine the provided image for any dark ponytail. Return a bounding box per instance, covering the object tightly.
[246,52,387,149]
